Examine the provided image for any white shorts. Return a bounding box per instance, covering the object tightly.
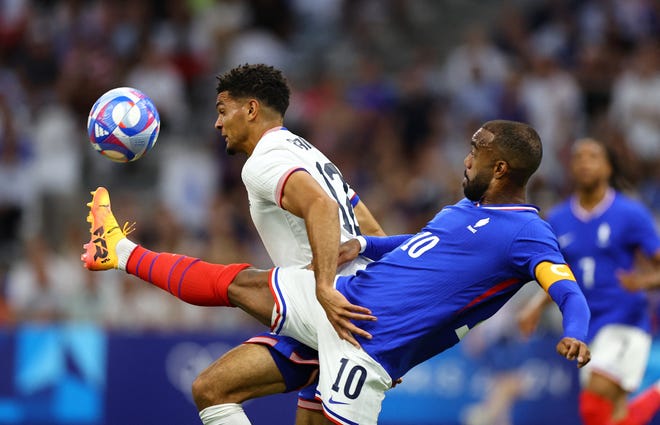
[269,267,392,425]
[580,324,651,392]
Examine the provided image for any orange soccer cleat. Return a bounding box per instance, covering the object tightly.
[81,187,134,271]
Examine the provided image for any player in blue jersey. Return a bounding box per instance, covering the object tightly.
[518,138,660,425]
[82,120,591,424]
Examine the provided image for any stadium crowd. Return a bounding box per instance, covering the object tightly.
[0,0,658,333]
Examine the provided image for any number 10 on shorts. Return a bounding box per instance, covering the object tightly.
[331,357,367,400]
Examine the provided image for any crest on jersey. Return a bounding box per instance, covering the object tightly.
[597,222,611,247]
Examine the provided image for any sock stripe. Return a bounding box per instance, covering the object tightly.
[125,245,251,307]
[167,256,185,294]
[135,250,149,276]
[177,258,200,298]
[147,254,158,283]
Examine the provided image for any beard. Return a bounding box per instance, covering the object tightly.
[463,172,490,202]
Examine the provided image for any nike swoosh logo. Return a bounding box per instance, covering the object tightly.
[328,396,349,405]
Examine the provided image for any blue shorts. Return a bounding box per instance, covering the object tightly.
[245,332,321,409]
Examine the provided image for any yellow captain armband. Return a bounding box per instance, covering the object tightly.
[535,261,576,292]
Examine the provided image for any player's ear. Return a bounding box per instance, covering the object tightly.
[493,160,509,178]
[246,99,258,118]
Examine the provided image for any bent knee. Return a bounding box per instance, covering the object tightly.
[191,364,238,409]
[192,373,216,409]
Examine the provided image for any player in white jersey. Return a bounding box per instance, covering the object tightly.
[519,138,660,425]
[241,126,372,275]
[196,64,384,424]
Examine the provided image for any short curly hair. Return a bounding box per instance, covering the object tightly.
[483,120,543,185]
[216,64,290,117]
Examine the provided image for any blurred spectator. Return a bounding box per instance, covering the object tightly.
[29,94,83,250]
[0,94,37,272]
[441,24,511,147]
[574,42,622,123]
[496,69,528,123]
[12,15,59,108]
[190,0,251,74]
[609,40,660,175]
[526,0,579,67]
[345,55,398,120]
[156,141,220,237]
[442,24,510,103]
[222,0,295,72]
[519,52,584,188]
[610,0,659,45]
[395,56,442,158]
[126,42,189,134]
[0,0,29,58]
[5,236,78,322]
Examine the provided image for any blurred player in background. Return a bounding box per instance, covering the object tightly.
[519,138,660,425]
[82,120,591,424]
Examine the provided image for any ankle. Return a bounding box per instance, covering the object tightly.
[116,238,137,271]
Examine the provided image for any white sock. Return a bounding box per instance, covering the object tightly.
[199,404,251,425]
[116,238,138,271]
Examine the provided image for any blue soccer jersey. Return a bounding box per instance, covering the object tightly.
[547,189,660,341]
[335,198,577,380]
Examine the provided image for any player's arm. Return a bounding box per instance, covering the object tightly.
[615,204,660,290]
[281,170,375,347]
[618,249,660,291]
[353,200,386,236]
[338,234,414,265]
[535,261,591,368]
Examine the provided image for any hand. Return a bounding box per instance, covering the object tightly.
[337,239,361,267]
[617,269,649,291]
[556,337,590,368]
[316,286,376,349]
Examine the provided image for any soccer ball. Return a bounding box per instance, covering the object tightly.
[87,87,160,162]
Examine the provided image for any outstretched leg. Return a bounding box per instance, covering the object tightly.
[80,187,274,323]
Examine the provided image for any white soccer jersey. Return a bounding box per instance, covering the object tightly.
[242,127,365,272]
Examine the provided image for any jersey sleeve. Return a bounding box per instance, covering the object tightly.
[624,201,660,257]
[242,149,308,207]
[360,234,414,261]
[511,219,590,340]
[544,275,590,340]
[346,185,360,208]
[510,219,566,274]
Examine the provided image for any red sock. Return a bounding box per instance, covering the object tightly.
[580,388,660,425]
[616,387,660,425]
[580,390,614,425]
[126,245,251,306]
